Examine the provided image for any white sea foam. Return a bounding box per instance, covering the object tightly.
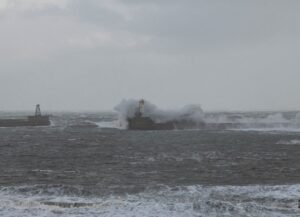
[95,120,125,129]
[0,184,299,217]
[230,128,300,133]
[206,112,300,132]
[276,139,300,145]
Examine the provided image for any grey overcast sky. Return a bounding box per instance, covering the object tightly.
[0,0,300,111]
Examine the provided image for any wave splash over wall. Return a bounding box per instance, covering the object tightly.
[114,99,205,128]
[112,99,300,131]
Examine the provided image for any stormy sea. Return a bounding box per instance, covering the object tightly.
[0,110,300,217]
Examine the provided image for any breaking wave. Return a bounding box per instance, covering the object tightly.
[114,99,204,128]
[95,120,125,129]
[0,184,299,217]
[276,139,300,145]
[110,99,300,131]
[206,112,300,132]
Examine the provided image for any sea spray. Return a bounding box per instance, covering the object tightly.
[113,100,300,130]
[114,99,205,128]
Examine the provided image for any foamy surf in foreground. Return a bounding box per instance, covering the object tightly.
[0,184,299,217]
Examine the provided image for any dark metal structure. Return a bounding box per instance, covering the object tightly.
[35,104,41,116]
[0,105,51,127]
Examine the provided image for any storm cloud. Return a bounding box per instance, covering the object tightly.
[0,0,299,111]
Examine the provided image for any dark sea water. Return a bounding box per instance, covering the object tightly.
[0,112,300,216]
